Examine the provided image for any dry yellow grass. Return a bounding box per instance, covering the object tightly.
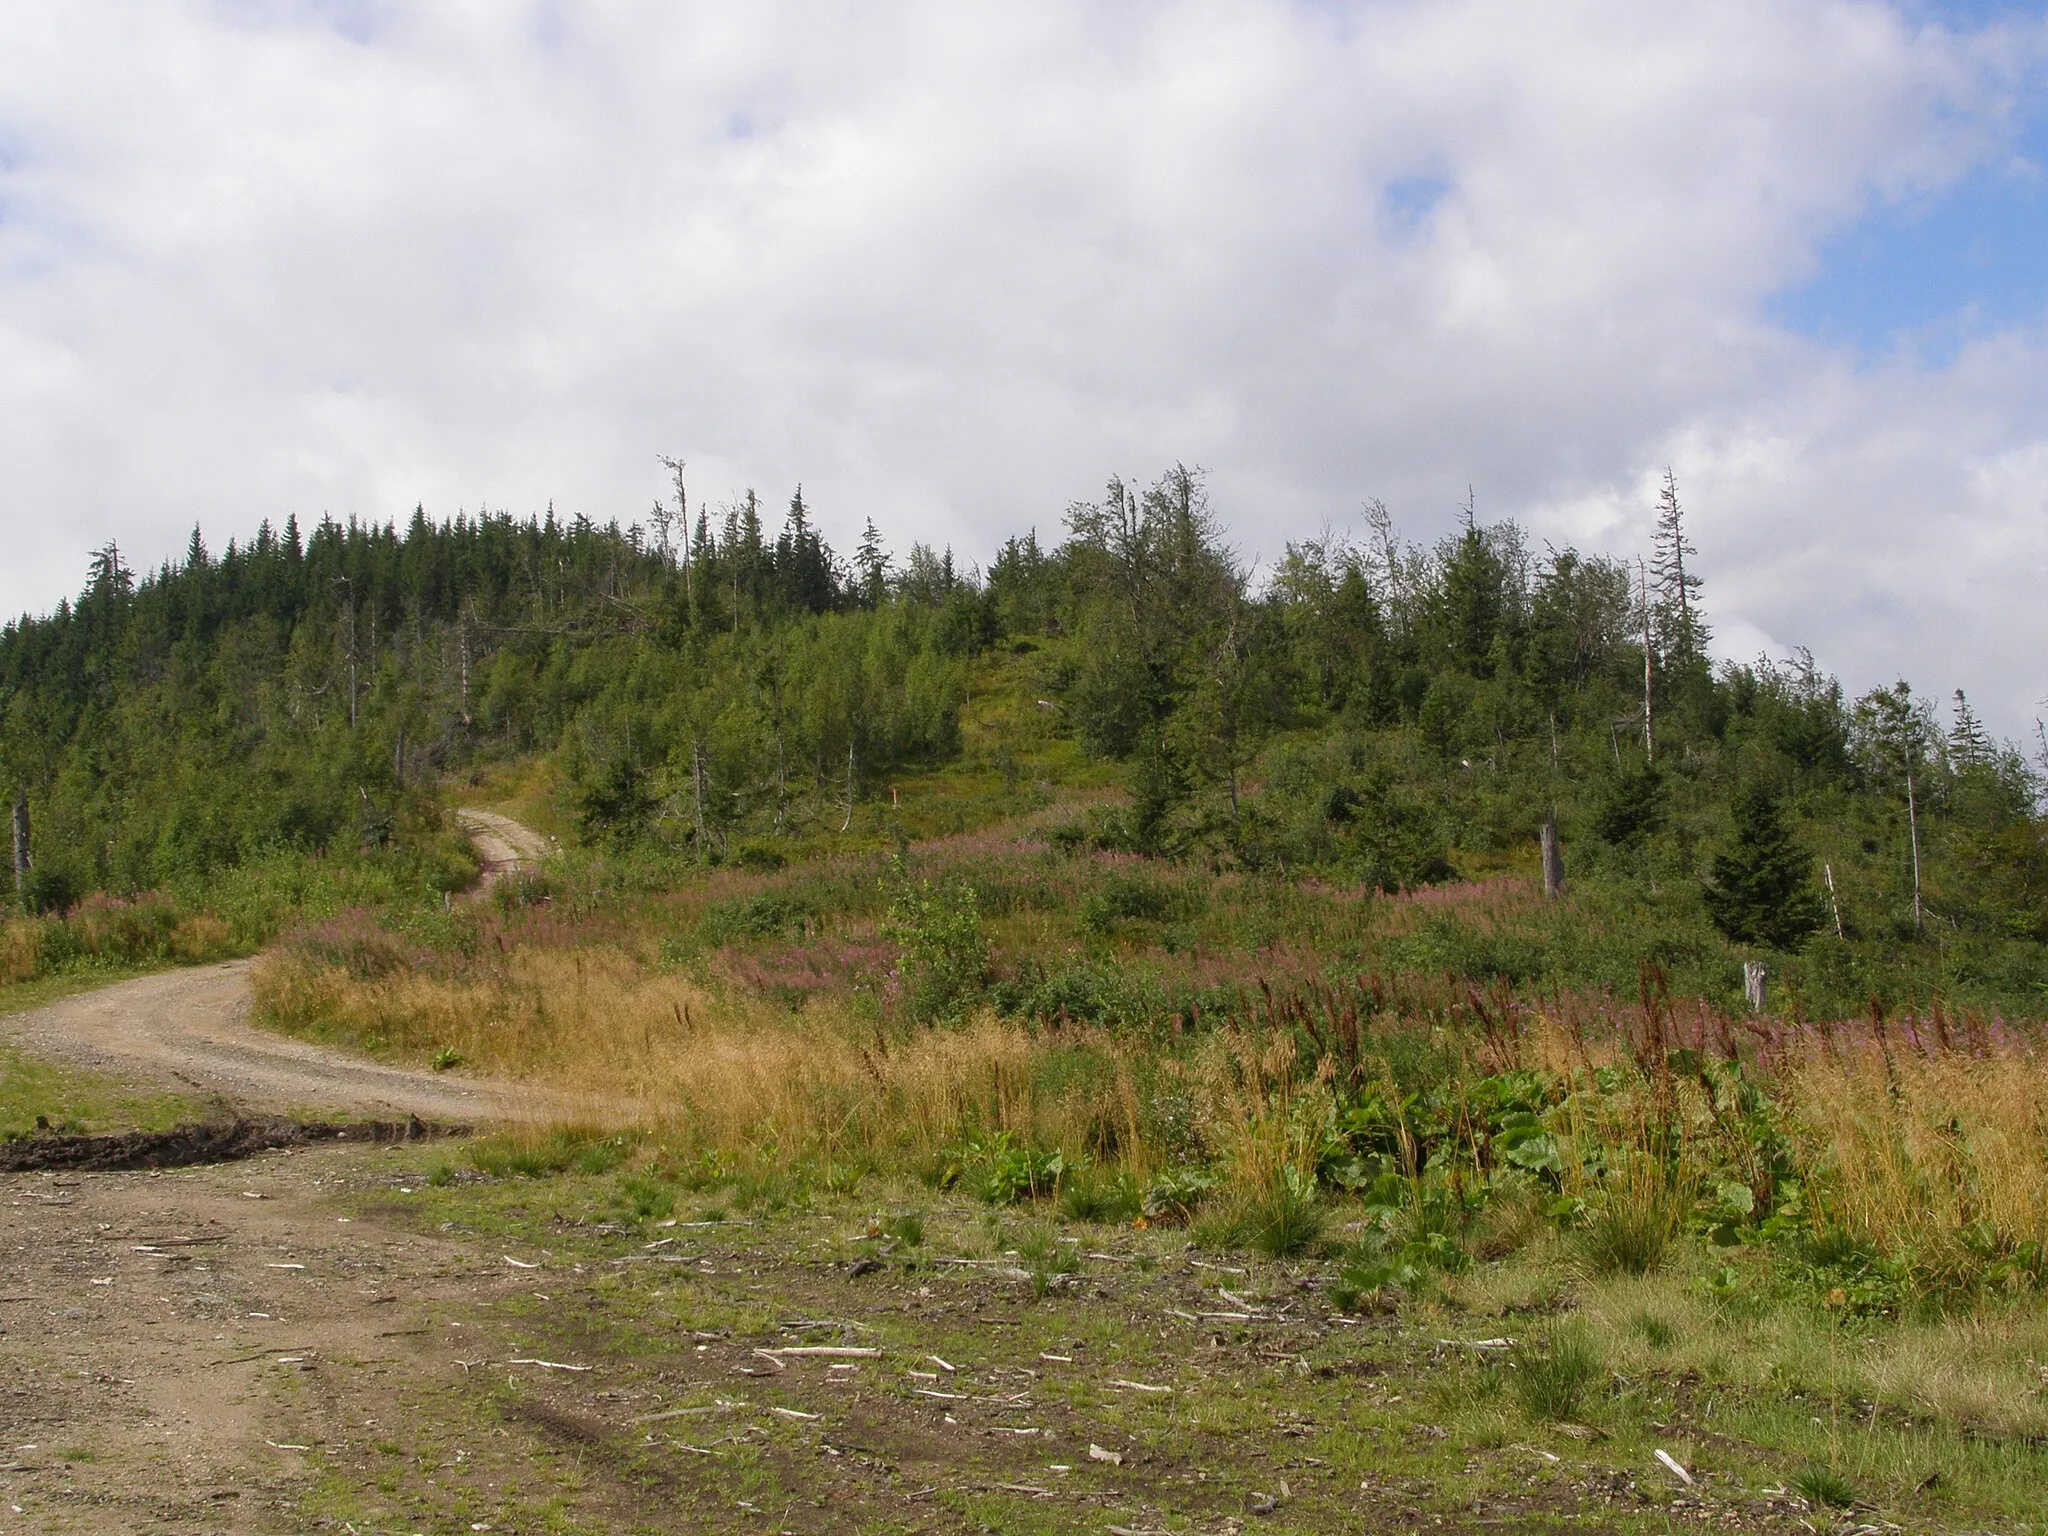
[0,921,39,986]
[254,946,1146,1166]
[1183,1026,1335,1199]
[1784,1043,2048,1267]
[256,933,2048,1286]
[2,908,234,985]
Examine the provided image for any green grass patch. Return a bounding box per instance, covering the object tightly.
[0,1038,201,1139]
[323,1140,2048,1532]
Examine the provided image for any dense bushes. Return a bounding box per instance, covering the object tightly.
[1,894,235,983]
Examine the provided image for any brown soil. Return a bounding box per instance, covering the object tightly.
[0,1143,1802,1536]
[0,1143,558,1533]
[0,1117,459,1174]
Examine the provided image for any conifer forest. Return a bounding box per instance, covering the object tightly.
[5,467,2041,1014]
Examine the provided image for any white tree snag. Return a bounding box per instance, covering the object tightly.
[1540,812,1565,900]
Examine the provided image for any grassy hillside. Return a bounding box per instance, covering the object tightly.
[7,470,2048,1526]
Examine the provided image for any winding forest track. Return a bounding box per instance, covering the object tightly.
[455,805,549,889]
[2,961,513,1123]
[1,809,554,1125]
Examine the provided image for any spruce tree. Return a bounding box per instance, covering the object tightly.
[1594,761,1665,847]
[1949,688,1989,769]
[855,518,890,608]
[1702,784,1824,949]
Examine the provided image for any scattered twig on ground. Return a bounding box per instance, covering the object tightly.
[209,1346,315,1367]
[1654,1449,1695,1486]
[759,1346,879,1358]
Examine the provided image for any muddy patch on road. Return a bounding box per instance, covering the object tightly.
[0,1114,465,1173]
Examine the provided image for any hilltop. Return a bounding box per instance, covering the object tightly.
[3,465,2042,1017]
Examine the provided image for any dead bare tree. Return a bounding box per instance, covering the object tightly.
[11,794,28,901]
[1540,810,1565,900]
[658,455,692,607]
[1638,557,1654,764]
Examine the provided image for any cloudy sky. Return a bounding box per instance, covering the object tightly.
[3,1,2045,734]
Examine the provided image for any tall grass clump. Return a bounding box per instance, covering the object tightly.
[1186,1027,1328,1257]
[1512,1324,1604,1422]
[1574,1162,1680,1276]
[253,938,1149,1171]
[1782,1034,2048,1292]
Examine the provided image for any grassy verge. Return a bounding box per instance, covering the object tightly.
[0,1036,201,1139]
[0,966,158,1018]
[286,1132,2048,1532]
[0,968,203,1137]
[252,903,2048,1298]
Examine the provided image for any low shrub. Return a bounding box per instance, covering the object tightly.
[937,1131,1063,1205]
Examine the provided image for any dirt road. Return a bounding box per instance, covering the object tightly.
[0,812,574,1531]
[456,806,550,888]
[1,809,552,1125]
[0,1142,601,1533]
[2,961,511,1123]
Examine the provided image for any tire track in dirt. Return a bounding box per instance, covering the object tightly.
[456,806,550,889]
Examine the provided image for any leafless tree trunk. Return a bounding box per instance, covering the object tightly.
[335,578,359,730]
[659,456,692,608]
[1540,811,1565,900]
[1824,862,1845,939]
[1638,557,1654,764]
[1743,962,1768,1013]
[768,728,785,832]
[1905,767,1923,935]
[691,741,708,864]
[458,612,473,728]
[840,739,857,834]
[11,795,28,899]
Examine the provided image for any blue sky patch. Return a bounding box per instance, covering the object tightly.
[1382,174,1450,234]
[1769,104,2048,359]
[1902,0,2047,25]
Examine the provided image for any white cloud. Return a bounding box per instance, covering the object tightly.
[2,0,2045,733]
